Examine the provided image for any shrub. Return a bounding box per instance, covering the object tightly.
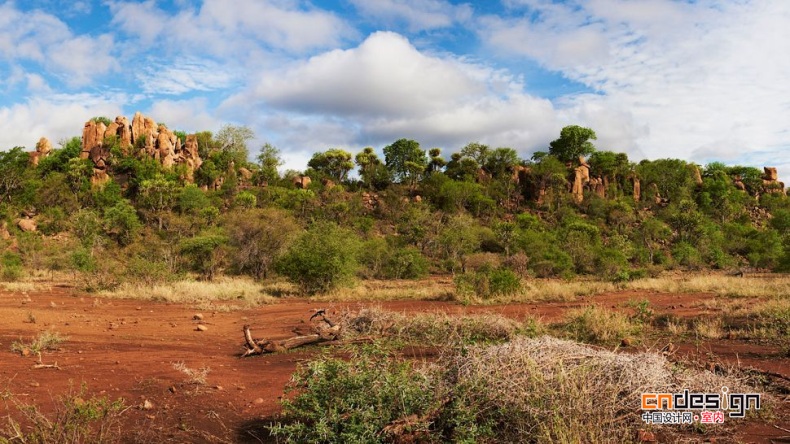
[102,200,141,246]
[179,233,228,281]
[0,251,23,281]
[382,246,429,279]
[226,208,300,279]
[233,190,257,209]
[275,222,360,294]
[563,306,642,345]
[455,267,521,300]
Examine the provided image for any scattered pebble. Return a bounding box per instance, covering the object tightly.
[141,400,154,410]
[196,324,208,332]
[193,314,204,321]
[253,398,264,405]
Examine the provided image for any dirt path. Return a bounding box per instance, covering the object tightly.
[0,286,787,442]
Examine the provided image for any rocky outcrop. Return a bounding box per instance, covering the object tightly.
[588,176,605,198]
[691,165,703,186]
[103,116,132,152]
[762,167,785,194]
[632,177,641,202]
[75,112,203,186]
[81,120,106,159]
[733,175,746,191]
[571,156,591,203]
[29,137,53,166]
[17,218,37,233]
[293,175,312,189]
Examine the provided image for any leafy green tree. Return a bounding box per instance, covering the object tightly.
[445,153,480,182]
[227,208,300,279]
[234,191,257,209]
[427,148,446,174]
[355,147,391,190]
[483,147,520,180]
[177,184,211,214]
[275,222,360,294]
[0,147,32,202]
[548,125,597,163]
[103,200,141,246]
[438,214,481,273]
[308,148,354,182]
[460,142,491,166]
[257,143,282,184]
[636,159,696,203]
[179,232,228,280]
[215,124,254,165]
[139,174,178,230]
[37,137,82,176]
[383,139,427,186]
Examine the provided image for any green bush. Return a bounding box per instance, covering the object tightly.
[269,345,440,443]
[233,190,257,209]
[382,246,429,279]
[0,251,23,281]
[275,222,360,294]
[455,267,521,300]
[70,248,96,272]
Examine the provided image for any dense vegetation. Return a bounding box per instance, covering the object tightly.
[1,123,788,294]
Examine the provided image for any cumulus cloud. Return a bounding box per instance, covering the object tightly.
[145,97,223,133]
[0,2,116,86]
[479,0,790,171]
[236,31,564,155]
[0,95,123,150]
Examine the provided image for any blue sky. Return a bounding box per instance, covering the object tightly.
[1,0,789,179]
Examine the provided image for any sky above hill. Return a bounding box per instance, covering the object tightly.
[1,0,789,178]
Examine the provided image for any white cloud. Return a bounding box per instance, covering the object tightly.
[137,59,239,95]
[0,2,117,86]
[145,98,224,134]
[349,0,473,31]
[233,31,565,157]
[0,95,123,150]
[478,0,790,174]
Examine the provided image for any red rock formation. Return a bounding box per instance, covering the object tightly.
[571,156,591,203]
[293,175,312,189]
[632,177,641,202]
[81,120,106,159]
[29,137,52,166]
[691,165,703,186]
[762,167,785,194]
[733,175,746,191]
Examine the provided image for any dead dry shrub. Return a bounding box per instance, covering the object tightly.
[438,336,755,443]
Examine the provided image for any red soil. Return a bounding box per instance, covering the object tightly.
[0,286,787,443]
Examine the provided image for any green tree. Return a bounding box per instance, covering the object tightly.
[427,148,446,174]
[227,208,300,279]
[0,147,32,202]
[355,147,391,189]
[460,142,491,166]
[483,147,520,180]
[139,174,178,230]
[383,139,427,186]
[215,124,254,165]
[275,222,360,294]
[548,125,597,163]
[308,148,354,182]
[257,143,282,184]
[102,200,141,246]
[179,233,228,280]
[445,152,480,182]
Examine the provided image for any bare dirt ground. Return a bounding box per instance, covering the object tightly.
[0,284,788,443]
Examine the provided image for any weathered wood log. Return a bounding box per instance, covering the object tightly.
[241,311,342,357]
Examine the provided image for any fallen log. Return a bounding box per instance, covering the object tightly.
[241,311,342,357]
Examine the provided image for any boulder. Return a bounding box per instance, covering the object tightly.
[321,178,335,189]
[763,167,778,181]
[238,167,253,181]
[293,175,312,189]
[36,137,52,156]
[632,177,641,202]
[691,165,703,186]
[116,116,132,149]
[82,120,106,159]
[17,218,37,233]
[733,175,746,191]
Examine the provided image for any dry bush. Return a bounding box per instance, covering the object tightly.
[693,317,725,339]
[562,305,642,345]
[625,274,790,298]
[313,278,454,302]
[439,336,755,443]
[464,252,502,272]
[338,307,544,345]
[172,362,210,386]
[11,330,66,355]
[98,277,277,307]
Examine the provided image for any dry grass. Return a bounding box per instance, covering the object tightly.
[98,277,278,307]
[172,362,210,386]
[438,336,755,443]
[624,273,790,298]
[311,278,455,302]
[693,317,725,339]
[562,305,643,345]
[339,306,545,345]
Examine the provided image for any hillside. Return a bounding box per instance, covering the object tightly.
[0,113,788,294]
